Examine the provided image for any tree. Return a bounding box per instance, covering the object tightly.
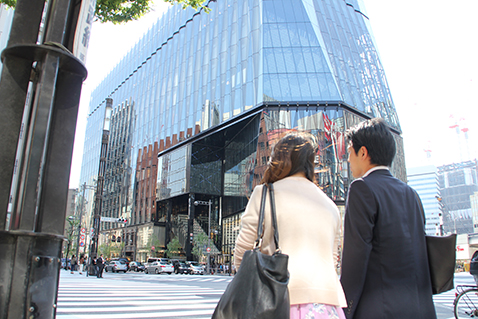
[1,0,209,24]
[166,236,182,257]
[191,232,207,262]
[99,242,123,259]
[148,237,162,257]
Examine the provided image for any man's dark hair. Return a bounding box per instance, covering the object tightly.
[345,118,396,167]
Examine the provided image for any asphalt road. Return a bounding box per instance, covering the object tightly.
[57,270,473,319]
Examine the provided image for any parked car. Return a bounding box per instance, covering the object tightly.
[172,260,190,274]
[129,261,145,272]
[104,260,128,273]
[188,261,204,275]
[110,258,130,270]
[146,257,169,265]
[145,261,174,274]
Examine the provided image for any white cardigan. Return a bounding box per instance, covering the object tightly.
[234,176,347,307]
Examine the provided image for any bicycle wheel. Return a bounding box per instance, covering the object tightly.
[455,288,478,318]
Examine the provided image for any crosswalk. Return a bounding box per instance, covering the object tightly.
[57,271,474,319]
[56,272,232,319]
[433,272,475,319]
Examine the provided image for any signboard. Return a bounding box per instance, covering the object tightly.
[80,235,85,240]
[73,0,97,63]
[207,247,211,253]
[101,217,125,222]
[80,242,85,247]
[81,228,86,234]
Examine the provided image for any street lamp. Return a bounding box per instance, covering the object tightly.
[194,199,212,274]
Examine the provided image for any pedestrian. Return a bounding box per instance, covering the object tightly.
[340,118,436,319]
[96,254,105,278]
[70,255,77,274]
[79,254,85,275]
[234,132,347,318]
[89,256,97,277]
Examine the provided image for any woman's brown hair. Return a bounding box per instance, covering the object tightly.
[262,132,317,184]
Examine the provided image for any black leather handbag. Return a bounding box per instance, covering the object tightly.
[426,234,457,294]
[415,192,457,294]
[212,183,290,319]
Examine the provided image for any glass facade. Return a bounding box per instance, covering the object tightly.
[79,0,404,261]
[407,166,441,236]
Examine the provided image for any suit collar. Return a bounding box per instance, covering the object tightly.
[362,166,389,178]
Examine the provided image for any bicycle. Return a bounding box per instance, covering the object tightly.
[454,285,478,318]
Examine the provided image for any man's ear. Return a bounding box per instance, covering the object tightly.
[359,146,368,159]
[360,146,372,164]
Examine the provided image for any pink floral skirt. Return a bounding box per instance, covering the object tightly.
[290,303,346,319]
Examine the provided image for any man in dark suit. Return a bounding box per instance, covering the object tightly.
[340,118,436,319]
[96,254,105,278]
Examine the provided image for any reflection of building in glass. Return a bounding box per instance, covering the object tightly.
[79,0,405,261]
[407,166,441,236]
[437,161,478,235]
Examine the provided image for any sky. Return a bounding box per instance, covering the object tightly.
[69,0,478,188]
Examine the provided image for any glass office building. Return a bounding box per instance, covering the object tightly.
[407,166,441,236]
[79,0,405,261]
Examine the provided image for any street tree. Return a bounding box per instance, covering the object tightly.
[148,237,162,257]
[191,232,207,262]
[0,0,209,24]
[166,236,182,258]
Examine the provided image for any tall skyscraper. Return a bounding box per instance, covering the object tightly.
[407,166,441,236]
[437,160,478,235]
[79,0,405,261]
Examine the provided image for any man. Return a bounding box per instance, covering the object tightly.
[340,118,436,319]
[96,254,105,278]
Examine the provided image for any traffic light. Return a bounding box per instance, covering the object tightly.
[116,218,127,223]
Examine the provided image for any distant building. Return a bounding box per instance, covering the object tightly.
[407,166,441,236]
[65,188,78,219]
[437,160,478,235]
[470,192,478,233]
[79,0,405,261]
[0,5,14,73]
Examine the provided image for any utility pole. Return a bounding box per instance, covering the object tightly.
[0,0,92,318]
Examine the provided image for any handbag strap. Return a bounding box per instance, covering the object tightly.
[254,183,281,252]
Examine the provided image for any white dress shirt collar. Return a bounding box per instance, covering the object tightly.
[362,166,389,178]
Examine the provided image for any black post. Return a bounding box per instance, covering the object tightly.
[0,0,87,317]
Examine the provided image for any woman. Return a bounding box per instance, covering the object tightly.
[70,255,77,274]
[234,132,347,319]
[79,254,86,275]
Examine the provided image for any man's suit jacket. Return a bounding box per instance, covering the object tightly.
[340,169,436,319]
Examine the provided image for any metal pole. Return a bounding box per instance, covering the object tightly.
[207,199,211,275]
[0,0,87,317]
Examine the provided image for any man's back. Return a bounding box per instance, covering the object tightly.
[340,169,436,319]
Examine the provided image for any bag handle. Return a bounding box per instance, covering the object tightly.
[254,183,281,252]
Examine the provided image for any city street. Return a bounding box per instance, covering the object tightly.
[57,271,474,319]
[56,270,232,318]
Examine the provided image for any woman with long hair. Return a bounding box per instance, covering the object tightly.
[234,132,346,319]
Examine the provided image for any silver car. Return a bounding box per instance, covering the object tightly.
[145,261,174,274]
[188,261,204,275]
[104,260,128,273]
